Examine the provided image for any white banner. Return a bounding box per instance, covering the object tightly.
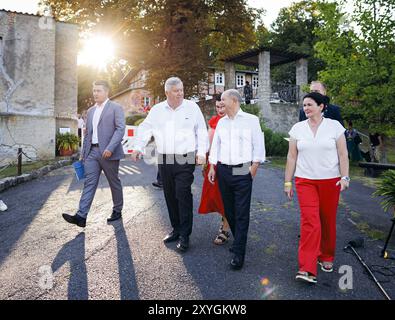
[122,125,138,154]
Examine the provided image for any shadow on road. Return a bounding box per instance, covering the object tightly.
[110,219,140,300]
[0,174,68,267]
[52,232,88,300]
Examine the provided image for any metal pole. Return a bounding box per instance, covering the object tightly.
[17,148,22,176]
[346,244,391,300]
[382,218,395,259]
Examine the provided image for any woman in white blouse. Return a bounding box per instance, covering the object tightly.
[284,92,349,284]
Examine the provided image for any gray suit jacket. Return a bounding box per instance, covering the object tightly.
[82,100,126,161]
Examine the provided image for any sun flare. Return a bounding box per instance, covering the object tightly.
[78,36,115,69]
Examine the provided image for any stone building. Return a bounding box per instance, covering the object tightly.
[112,66,260,117]
[0,10,78,163]
[224,47,309,133]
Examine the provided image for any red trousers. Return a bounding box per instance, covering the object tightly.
[295,177,341,276]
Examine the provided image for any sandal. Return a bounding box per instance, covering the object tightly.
[213,227,230,245]
[318,261,334,273]
[295,271,317,284]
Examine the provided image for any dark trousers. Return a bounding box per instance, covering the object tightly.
[217,163,252,257]
[78,128,82,147]
[156,169,162,184]
[158,153,196,238]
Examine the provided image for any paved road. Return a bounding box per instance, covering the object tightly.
[0,159,394,300]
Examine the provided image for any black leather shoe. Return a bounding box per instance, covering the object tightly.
[163,231,180,243]
[107,210,122,222]
[230,254,244,270]
[62,213,86,228]
[152,182,163,189]
[176,236,189,252]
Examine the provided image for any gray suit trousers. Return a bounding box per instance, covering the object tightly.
[77,146,123,219]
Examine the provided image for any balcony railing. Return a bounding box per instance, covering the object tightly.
[236,84,300,104]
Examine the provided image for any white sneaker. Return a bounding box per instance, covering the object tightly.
[295,271,317,284]
[0,200,8,212]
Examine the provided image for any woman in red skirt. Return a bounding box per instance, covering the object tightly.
[284,92,349,284]
[198,94,230,245]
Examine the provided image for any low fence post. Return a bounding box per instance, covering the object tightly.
[17,148,22,176]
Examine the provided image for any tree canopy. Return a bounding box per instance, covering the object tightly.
[315,0,395,137]
[42,0,263,99]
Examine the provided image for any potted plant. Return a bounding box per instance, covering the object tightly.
[56,132,80,156]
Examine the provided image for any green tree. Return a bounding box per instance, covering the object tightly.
[42,0,262,99]
[263,1,330,84]
[315,0,395,161]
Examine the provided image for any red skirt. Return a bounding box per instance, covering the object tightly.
[198,165,225,216]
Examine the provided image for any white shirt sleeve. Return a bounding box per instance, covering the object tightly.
[208,125,221,165]
[133,111,154,153]
[334,121,346,140]
[195,104,209,157]
[252,117,265,163]
[288,123,298,140]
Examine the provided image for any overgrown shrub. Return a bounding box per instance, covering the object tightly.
[125,114,147,126]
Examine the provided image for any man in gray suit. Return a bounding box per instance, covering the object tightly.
[63,80,126,227]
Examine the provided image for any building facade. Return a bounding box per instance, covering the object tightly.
[0,10,78,163]
[111,67,259,116]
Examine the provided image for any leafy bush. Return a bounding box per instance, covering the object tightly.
[373,170,395,214]
[126,114,147,125]
[134,118,146,126]
[241,103,261,117]
[261,122,289,157]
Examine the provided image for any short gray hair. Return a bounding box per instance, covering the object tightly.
[223,89,242,104]
[165,77,183,92]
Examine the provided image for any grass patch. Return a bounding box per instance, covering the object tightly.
[266,157,380,188]
[264,244,278,255]
[0,160,53,179]
[351,211,361,219]
[266,157,286,169]
[356,222,386,241]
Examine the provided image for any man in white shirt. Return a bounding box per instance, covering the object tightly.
[132,77,208,252]
[208,89,265,270]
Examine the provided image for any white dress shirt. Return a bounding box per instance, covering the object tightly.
[288,118,345,179]
[133,99,208,157]
[209,109,266,165]
[92,99,109,144]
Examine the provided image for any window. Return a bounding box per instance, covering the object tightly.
[143,97,150,106]
[236,73,245,87]
[215,72,224,86]
[252,75,259,89]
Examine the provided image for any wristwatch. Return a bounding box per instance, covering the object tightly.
[341,176,351,182]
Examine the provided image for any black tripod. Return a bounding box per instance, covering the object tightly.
[381,217,395,260]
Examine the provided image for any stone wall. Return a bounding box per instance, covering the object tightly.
[261,102,300,134]
[0,11,78,164]
[0,12,55,116]
[55,22,78,135]
[0,114,56,160]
